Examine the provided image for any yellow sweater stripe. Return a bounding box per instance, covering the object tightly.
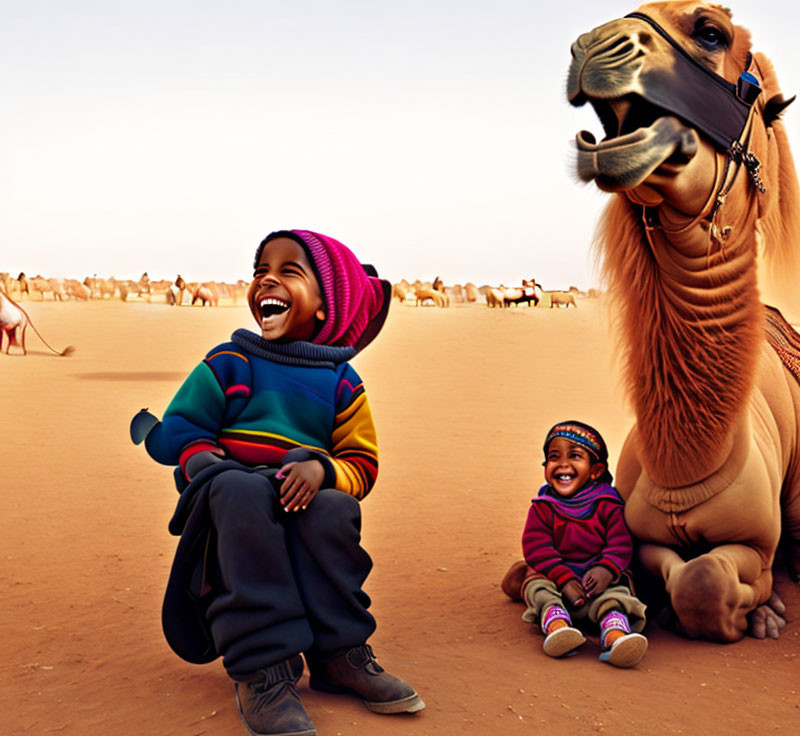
[330,392,378,498]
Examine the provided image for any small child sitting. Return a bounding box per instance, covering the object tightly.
[131,229,423,736]
[501,420,648,667]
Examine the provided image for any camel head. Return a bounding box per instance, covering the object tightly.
[567,3,767,209]
[569,2,800,317]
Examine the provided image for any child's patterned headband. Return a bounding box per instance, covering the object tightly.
[543,421,608,463]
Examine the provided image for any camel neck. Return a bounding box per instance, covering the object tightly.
[645,208,759,327]
[619,200,763,487]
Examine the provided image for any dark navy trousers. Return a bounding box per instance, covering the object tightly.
[202,469,376,678]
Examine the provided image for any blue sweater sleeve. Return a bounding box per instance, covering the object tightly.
[144,361,226,465]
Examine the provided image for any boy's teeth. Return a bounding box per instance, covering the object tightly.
[259,297,289,319]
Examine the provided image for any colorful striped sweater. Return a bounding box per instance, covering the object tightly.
[144,329,378,499]
[521,482,632,589]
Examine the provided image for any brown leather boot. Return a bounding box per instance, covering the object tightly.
[308,644,425,714]
[234,656,317,736]
[501,559,529,601]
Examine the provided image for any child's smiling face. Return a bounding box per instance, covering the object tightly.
[544,436,606,497]
[247,237,324,342]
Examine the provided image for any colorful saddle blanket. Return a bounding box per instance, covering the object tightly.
[765,305,800,386]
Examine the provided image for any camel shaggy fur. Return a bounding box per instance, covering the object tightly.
[564,1,800,641]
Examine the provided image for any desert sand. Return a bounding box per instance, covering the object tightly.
[1,298,798,735]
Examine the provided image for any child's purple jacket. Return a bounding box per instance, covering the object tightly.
[521,481,633,589]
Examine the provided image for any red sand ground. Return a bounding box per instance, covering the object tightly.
[1,299,798,735]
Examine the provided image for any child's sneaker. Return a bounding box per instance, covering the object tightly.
[543,624,587,657]
[598,632,648,668]
[541,605,585,657]
[598,610,647,668]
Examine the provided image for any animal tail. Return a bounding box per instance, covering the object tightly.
[0,286,75,356]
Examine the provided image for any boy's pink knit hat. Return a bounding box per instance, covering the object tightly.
[259,229,391,353]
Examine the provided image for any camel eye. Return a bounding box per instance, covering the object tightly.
[693,24,727,50]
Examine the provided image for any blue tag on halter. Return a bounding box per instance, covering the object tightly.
[737,71,761,105]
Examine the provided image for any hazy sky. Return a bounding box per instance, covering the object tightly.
[3,1,799,289]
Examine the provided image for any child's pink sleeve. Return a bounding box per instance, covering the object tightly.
[522,504,580,589]
[596,501,634,578]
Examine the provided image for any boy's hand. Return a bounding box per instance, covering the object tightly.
[277,460,325,512]
[562,579,586,608]
[184,449,224,480]
[582,566,614,597]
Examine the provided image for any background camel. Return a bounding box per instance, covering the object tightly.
[84,276,118,300]
[548,290,577,308]
[414,286,448,307]
[0,287,74,356]
[564,1,800,641]
[191,282,219,306]
[63,279,91,301]
[14,273,30,299]
[408,278,449,307]
[501,281,540,308]
[484,286,505,308]
[166,275,186,306]
[392,280,412,303]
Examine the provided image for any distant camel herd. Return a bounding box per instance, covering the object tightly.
[393,277,598,309]
[1,269,596,357]
[0,271,248,307]
[0,271,248,356]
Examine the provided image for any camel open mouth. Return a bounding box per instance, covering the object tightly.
[574,94,698,191]
[591,94,667,141]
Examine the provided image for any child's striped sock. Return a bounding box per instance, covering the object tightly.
[600,609,631,648]
[542,605,572,635]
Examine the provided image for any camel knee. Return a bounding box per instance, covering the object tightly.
[669,556,746,642]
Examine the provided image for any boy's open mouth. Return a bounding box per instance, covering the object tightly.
[259,297,290,320]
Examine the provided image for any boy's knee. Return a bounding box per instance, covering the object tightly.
[208,470,277,516]
[299,489,361,536]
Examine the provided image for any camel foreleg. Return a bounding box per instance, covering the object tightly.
[638,542,776,641]
[780,479,800,583]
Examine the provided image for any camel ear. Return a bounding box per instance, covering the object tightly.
[764,94,796,126]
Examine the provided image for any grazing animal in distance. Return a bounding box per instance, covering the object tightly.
[414,287,448,307]
[548,291,577,308]
[191,283,219,307]
[0,287,74,356]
